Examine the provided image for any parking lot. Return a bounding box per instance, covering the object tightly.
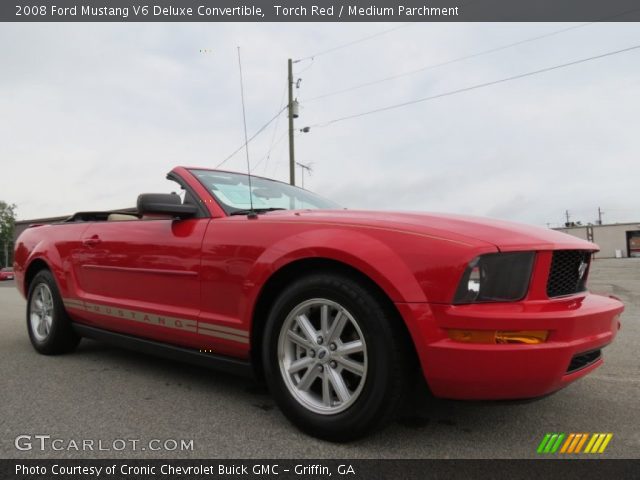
[1,258,638,459]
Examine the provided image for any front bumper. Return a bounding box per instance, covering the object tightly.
[397,293,623,400]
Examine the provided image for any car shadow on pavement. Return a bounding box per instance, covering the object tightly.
[74,338,270,397]
[73,337,553,447]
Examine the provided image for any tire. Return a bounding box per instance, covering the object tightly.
[26,270,80,355]
[262,272,412,441]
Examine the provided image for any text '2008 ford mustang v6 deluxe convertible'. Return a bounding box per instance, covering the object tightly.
[13,167,623,440]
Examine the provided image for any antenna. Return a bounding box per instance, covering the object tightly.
[237,46,257,218]
[295,161,313,189]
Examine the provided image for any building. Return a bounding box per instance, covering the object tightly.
[555,223,640,259]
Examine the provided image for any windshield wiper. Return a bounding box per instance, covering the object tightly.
[229,207,287,216]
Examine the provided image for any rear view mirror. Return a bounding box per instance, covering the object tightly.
[137,193,198,219]
[252,187,283,199]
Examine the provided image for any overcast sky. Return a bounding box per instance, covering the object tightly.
[1,22,638,227]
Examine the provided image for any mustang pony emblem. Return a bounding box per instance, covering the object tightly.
[578,260,588,280]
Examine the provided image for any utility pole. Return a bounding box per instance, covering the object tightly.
[597,207,604,225]
[287,58,295,186]
[565,210,571,226]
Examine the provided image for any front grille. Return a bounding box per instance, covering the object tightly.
[567,349,601,374]
[547,250,591,298]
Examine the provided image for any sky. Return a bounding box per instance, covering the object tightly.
[1,22,639,227]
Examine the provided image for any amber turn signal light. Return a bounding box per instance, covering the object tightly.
[447,329,548,344]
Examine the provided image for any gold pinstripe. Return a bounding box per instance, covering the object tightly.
[197,322,248,337]
[63,299,84,307]
[197,328,249,344]
[63,298,248,344]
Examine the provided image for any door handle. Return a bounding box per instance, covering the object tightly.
[82,235,101,247]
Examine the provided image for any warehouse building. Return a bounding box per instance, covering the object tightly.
[555,223,640,259]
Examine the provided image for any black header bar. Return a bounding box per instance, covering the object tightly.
[3,0,640,22]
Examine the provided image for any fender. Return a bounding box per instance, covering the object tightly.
[16,223,91,299]
[242,228,428,325]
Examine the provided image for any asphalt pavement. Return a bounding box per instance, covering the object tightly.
[0,259,638,459]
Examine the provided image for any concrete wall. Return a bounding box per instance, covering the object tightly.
[557,226,589,241]
[556,223,640,259]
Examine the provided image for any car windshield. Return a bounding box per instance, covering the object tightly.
[190,169,341,214]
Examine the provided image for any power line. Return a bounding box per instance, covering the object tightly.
[305,22,595,102]
[215,106,287,168]
[294,57,315,75]
[304,7,640,102]
[267,131,299,178]
[259,86,288,174]
[295,23,414,62]
[253,130,288,172]
[307,43,640,129]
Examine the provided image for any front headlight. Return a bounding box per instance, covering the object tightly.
[453,252,535,304]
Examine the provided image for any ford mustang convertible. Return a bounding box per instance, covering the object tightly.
[14,167,624,440]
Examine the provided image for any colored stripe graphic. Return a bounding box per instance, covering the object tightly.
[62,297,250,344]
[574,433,588,453]
[565,433,586,453]
[550,434,565,453]
[537,433,565,453]
[585,433,614,453]
[538,433,613,454]
[598,434,613,453]
[560,433,575,453]
[544,434,558,453]
[537,434,552,453]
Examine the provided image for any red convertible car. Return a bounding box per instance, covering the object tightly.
[14,167,623,440]
[0,267,14,281]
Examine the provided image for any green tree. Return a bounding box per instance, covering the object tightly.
[0,201,17,268]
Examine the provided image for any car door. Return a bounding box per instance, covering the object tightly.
[72,216,209,347]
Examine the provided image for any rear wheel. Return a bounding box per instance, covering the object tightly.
[262,273,411,441]
[27,270,80,355]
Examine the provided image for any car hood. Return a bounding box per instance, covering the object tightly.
[267,209,596,252]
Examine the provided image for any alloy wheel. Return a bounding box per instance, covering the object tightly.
[277,298,368,415]
[29,283,54,342]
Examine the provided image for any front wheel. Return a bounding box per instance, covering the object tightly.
[27,270,80,355]
[262,273,412,441]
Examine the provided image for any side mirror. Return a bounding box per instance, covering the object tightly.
[137,193,198,219]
